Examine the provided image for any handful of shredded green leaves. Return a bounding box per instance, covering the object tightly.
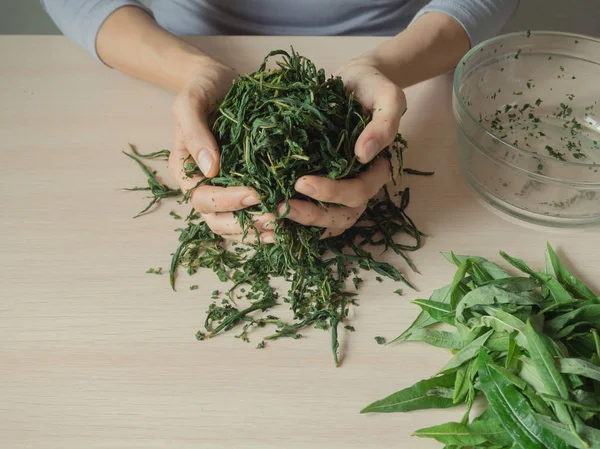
[363,243,600,449]
[124,48,427,366]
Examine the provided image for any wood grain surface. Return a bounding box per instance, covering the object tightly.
[1,36,599,449]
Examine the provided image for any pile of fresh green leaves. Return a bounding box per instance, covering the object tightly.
[125,49,426,365]
[362,243,600,449]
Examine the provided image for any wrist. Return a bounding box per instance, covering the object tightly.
[184,57,236,91]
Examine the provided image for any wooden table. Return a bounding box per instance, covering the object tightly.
[1,36,599,449]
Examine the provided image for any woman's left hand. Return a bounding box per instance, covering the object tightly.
[279,56,407,238]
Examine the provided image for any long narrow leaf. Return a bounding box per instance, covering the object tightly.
[361,373,457,413]
[524,322,575,431]
[478,351,570,449]
[442,253,511,280]
[535,413,596,449]
[390,284,452,343]
[440,330,493,373]
[546,243,596,301]
[405,329,467,350]
[413,422,490,446]
[558,358,600,382]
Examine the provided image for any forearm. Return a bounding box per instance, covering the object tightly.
[96,6,222,92]
[367,0,519,89]
[367,12,470,89]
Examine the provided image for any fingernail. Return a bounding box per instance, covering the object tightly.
[198,149,214,175]
[261,220,274,231]
[241,195,259,206]
[363,139,380,162]
[277,203,288,216]
[262,234,275,244]
[296,179,316,196]
[278,203,296,219]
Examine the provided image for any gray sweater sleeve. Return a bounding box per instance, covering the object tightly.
[40,0,151,61]
[413,0,520,47]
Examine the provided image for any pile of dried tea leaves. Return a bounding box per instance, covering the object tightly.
[363,243,600,448]
[125,49,427,365]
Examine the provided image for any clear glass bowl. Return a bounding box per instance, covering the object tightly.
[453,31,600,227]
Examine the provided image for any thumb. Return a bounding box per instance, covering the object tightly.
[173,90,221,178]
[355,85,406,163]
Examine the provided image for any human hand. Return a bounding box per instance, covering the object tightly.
[279,157,393,238]
[279,56,407,238]
[168,60,276,244]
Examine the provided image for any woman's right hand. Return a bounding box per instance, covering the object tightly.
[168,59,276,244]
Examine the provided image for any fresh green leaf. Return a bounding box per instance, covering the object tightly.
[443,253,511,280]
[405,329,467,350]
[537,392,600,412]
[500,250,574,305]
[499,251,537,276]
[485,332,511,352]
[448,259,472,309]
[506,331,519,369]
[413,422,489,446]
[472,307,527,346]
[558,358,600,381]
[440,329,493,373]
[390,284,452,343]
[375,336,386,345]
[481,276,541,293]
[489,363,527,390]
[452,358,478,404]
[469,415,514,447]
[361,373,457,413]
[519,356,548,393]
[470,261,495,285]
[525,321,570,399]
[412,299,455,325]
[524,321,574,430]
[535,413,595,449]
[455,285,540,321]
[546,243,596,301]
[546,305,600,336]
[478,350,570,449]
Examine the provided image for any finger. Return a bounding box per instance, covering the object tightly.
[294,157,391,207]
[190,184,261,214]
[173,89,220,178]
[204,212,276,235]
[169,135,204,191]
[223,230,276,245]
[320,228,345,240]
[355,85,406,163]
[278,199,365,229]
[222,229,258,244]
[170,133,263,214]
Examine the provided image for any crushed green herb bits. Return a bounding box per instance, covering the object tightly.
[125,48,426,366]
[375,336,386,345]
[146,267,163,275]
